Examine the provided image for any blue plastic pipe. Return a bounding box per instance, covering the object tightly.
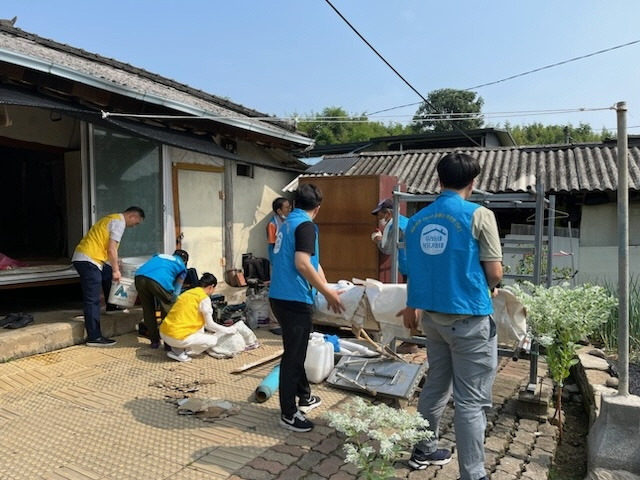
[255,364,280,403]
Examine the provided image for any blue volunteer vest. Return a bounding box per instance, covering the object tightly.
[269,208,319,304]
[396,214,409,275]
[135,254,187,294]
[405,191,493,315]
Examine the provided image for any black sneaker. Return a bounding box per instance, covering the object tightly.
[4,313,34,329]
[408,448,452,470]
[86,337,117,347]
[279,411,313,432]
[298,395,322,414]
[0,312,22,327]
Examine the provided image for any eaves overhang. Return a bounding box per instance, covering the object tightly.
[0,48,314,147]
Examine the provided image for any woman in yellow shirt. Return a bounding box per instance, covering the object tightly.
[160,273,258,362]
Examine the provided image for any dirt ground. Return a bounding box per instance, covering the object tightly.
[550,361,640,480]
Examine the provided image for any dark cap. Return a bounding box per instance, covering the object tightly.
[371,198,393,215]
[173,249,189,264]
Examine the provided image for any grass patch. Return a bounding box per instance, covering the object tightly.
[594,274,640,361]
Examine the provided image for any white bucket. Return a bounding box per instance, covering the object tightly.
[118,256,149,279]
[108,277,138,308]
[304,337,334,384]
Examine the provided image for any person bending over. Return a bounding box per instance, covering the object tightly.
[160,273,258,362]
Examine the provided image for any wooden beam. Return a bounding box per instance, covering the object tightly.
[230,349,283,374]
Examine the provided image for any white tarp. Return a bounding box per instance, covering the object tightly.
[314,279,526,346]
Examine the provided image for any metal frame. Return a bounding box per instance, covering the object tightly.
[389,184,554,390]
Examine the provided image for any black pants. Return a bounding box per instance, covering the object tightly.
[270,298,312,417]
[134,275,175,343]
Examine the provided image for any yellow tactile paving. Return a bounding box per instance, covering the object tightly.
[49,384,128,410]
[0,329,397,480]
[66,350,118,367]
[40,464,102,480]
[0,361,27,376]
[192,445,261,477]
[166,466,223,480]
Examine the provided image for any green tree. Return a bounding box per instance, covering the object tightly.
[411,88,484,133]
[297,107,408,146]
[503,121,612,146]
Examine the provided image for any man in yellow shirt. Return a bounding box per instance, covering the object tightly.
[72,206,145,346]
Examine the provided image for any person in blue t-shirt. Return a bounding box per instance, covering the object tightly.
[269,183,344,433]
[134,250,189,349]
[399,153,503,480]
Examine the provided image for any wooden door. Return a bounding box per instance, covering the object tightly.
[172,163,224,280]
[299,175,403,283]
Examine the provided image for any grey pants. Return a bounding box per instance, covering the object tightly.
[415,313,497,480]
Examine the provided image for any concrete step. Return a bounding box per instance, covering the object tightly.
[0,308,142,361]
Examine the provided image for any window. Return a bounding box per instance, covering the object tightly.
[91,126,163,257]
[236,163,254,178]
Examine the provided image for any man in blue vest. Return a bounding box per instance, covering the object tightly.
[400,153,503,480]
[269,183,344,432]
[134,250,189,349]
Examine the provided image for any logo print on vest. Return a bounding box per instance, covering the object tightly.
[273,232,283,254]
[421,224,448,255]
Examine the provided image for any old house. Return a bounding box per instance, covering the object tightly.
[0,24,312,288]
[295,140,640,284]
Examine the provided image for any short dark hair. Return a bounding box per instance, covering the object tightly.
[294,184,322,211]
[198,272,217,288]
[173,249,189,263]
[437,153,481,189]
[124,206,146,219]
[272,197,289,213]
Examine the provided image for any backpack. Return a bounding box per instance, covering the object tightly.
[242,254,270,282]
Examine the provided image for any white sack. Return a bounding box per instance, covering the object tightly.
[314,280,365,321]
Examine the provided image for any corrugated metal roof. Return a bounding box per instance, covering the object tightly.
[310,144,640,194]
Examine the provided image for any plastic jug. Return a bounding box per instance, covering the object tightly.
[304,336,334,384]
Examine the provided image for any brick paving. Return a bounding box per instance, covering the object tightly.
[0,320,560,480]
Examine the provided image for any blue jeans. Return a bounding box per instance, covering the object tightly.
[73,261,113,340]
[415,313,497,480]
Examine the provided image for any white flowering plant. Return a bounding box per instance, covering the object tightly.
[324,397,433,480]
[506,281,616,439]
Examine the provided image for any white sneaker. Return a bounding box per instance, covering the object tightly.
[167,350,191,363]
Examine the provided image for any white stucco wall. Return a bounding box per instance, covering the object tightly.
[231,140,299,269]
[577,202,640,284]
[167,144,298,278]
[580,203,640,247]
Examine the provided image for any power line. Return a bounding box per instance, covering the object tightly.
[102,105,613,124]
[323,0,481,147]
[365,39,640,116]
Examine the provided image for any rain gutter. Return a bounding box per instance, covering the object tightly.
[0,49,314,147]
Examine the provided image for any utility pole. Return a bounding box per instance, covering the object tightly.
[616,101,629,396]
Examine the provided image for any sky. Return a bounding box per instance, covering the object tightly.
[2,0,640,133]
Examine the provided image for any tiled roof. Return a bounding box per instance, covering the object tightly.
[0,25,308,143]
[311,143,640,194]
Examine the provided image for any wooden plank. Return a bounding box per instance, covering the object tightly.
[230,349,283,374]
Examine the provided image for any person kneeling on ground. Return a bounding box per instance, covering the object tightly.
[159,273,259,362]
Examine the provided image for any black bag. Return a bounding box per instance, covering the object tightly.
[181,268,199,292]
[242,254,270,282]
